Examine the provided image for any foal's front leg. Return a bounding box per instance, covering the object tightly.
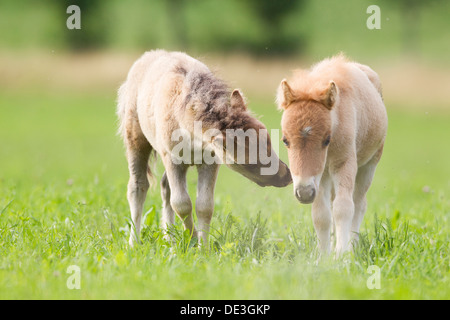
[161,156,195,238]
[196,164,220,247]
[331,160,357,256]
[311,172,333,254]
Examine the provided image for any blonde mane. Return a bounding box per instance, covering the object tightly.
[279,54,355,107]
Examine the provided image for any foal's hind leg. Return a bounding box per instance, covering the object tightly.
[126,139,152,247]
[196,164,220,247]
[160,171,175,238]
[351,147,383,246]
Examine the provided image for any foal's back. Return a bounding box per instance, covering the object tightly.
[117,50,212,155]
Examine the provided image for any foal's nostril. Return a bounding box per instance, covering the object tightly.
[310,187,316,199]
[295,188,302,201]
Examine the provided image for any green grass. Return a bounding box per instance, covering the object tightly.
[0,88,449,299]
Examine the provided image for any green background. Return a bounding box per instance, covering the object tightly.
[0,0,449,299]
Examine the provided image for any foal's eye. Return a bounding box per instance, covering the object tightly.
[282,136,289,147]
[323,135,331,147]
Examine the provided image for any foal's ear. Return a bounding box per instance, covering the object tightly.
[319,81,338,110]
[277,79,296,110]
[230,89,247,111]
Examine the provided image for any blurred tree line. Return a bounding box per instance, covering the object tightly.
[0,0,449,60]
[56,0,306,54]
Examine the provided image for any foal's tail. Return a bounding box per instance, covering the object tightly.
[146,152,158,188]
[116,81,132,140]
[117,80,158,188]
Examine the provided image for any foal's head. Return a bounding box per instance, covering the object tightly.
[277,79,338,203]
[208,89,292,188]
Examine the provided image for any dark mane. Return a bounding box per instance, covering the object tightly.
[186,70,229,110]
[183,70,247,129]
[173,66,258,131]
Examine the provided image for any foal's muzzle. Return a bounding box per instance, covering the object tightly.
[294,184,316,204]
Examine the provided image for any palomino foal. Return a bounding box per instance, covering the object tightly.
[117,50,291,247]
[277,55,387,255]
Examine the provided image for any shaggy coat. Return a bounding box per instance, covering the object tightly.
[117,50,291,246]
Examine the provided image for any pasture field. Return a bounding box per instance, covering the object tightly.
[0,82,448,300]
[0,0,449,302]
